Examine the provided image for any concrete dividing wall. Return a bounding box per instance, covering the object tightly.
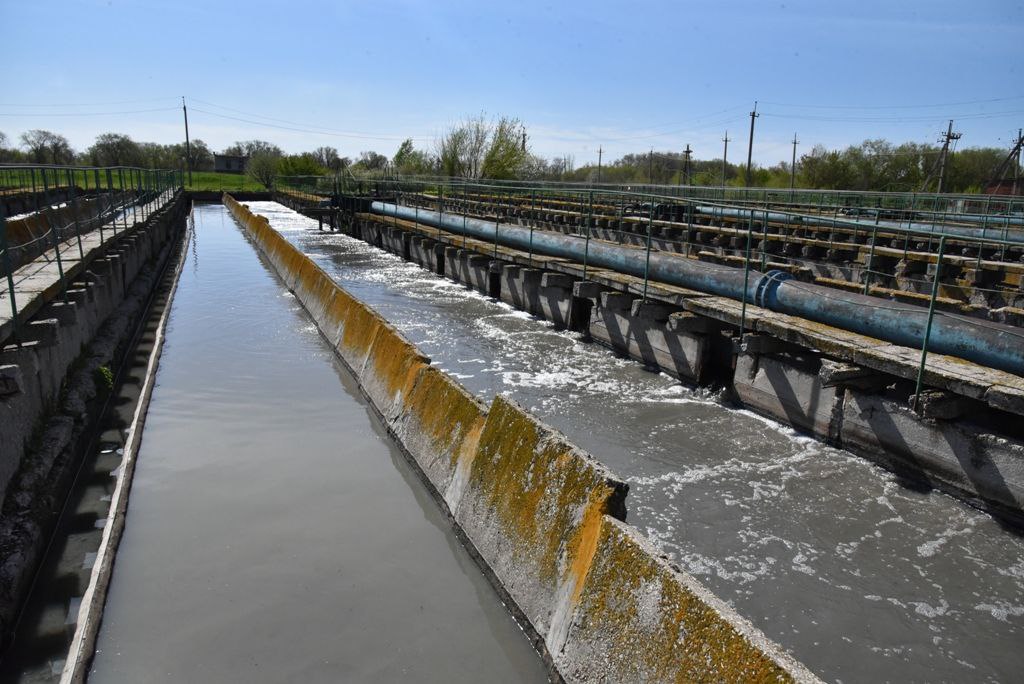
[224,194,820,683]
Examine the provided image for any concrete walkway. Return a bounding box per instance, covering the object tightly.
[0,191,177,344]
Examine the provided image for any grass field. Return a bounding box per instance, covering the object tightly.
[185,171,267,192]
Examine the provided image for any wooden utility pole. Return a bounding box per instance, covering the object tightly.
[745,102,759,187]
[722,131,731,186]
[182,96,193,186]
[597,146,603,184]
[680,144,692,187]
[648,148,654,184]
[923,120,961,193]
[790,133,799,190]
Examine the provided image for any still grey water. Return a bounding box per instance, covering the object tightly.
[247,201,1024,683]
[89,204,548,682]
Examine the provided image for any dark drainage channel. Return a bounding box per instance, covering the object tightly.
[0,218,188,683]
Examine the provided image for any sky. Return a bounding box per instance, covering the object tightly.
[2,0,1023,166]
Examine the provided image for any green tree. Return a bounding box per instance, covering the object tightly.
[481,118,528,179]
[278,153,326,176]
[88,133,144,166]
[247,152,280,189]
[393,138,433,175]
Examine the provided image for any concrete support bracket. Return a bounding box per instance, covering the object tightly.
[572,280,603,300]
[0,364,23,396]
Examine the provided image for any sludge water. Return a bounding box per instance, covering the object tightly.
[88,204,549,682]
[245,201,1024,683]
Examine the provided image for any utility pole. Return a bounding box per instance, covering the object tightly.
[680,144,692,186]
[1016,128,1023,196]
[986,128,1024,195]
[597,146,603,184]
[936,120,960,194]
[745,101,759,187]
[923,120,962,194]
[521,127,527,152]
[648,148,654,184]
[790,133,799,190]
[182,96,193,186]
[722,131,731,186]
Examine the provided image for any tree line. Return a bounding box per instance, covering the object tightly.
[1,121,1017,193]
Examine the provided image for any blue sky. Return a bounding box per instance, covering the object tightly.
[2,0,1022,165]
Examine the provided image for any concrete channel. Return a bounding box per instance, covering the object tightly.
[84,203,551,681]
[247,200,1024,682]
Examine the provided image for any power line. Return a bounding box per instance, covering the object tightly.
[759,94,1024,110]
[760,109,1024,123]
[188,98,434,142]
[189,107,434,142]
[0,107,179,117]
[0,97,180,107]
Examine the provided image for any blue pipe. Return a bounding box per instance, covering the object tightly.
[694,204,1024,243]
[371,202,1024,376]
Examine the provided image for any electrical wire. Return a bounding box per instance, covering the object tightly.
[0,97,180,107]
[759,95,1024,111]
[189,107,436,143]
[0,107,179,117]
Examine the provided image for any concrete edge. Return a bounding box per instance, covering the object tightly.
[224,194,824,684]
[58,203,193,684]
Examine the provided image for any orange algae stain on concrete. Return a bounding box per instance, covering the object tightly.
[469,396,626,589]
[563,516,804,684]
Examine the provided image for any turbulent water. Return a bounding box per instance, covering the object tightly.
[248,201,1024,683]
[89,204,548,682]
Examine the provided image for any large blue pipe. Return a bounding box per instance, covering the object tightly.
[693,205,1024,243]
[371,202,1024,376]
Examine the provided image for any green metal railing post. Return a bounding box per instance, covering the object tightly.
[739,210,754,337]
[529,189,535,267]
[863,224,878,295]
[760,209,769,271]
[41,169,68,303]
[437,185,444,240]
[913,235,946,411]
[66,168,84,259]
[118,168,128,231]
[493,193,499,259]
[583,190,593,279]
[106,169,117,236]
[1,206,19,343]
[642,197,654,301]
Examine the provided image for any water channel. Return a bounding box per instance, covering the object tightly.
[247,200,1024,683]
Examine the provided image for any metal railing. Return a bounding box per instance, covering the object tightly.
[274,173,1024,397]
[1,164,183,343]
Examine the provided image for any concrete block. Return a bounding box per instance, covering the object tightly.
[572,280,603,300]
[24,319,59,347]
[0,364,23,396]
[629,299,675,322]
[667,311,721,334]
[599,291,634,312]
[842,389,1024,513]
[590,305,708,383]
[733,352,839,439]
[540,272,574,289]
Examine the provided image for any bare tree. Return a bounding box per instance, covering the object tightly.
[311,146,342,171]
[20,129,74,164]
[434,114,529,179]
